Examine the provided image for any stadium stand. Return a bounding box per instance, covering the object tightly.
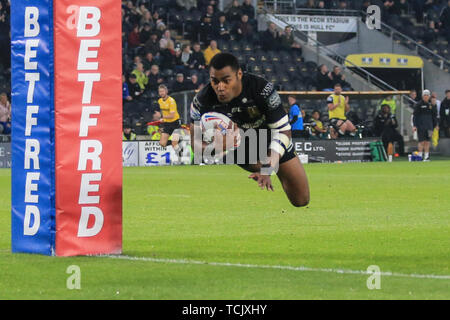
[265,0,449,70]
[119,0,351,134]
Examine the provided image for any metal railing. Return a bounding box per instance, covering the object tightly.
[262,3,449,70]
[359,10,449,70]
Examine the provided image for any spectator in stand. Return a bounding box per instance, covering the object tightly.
[316,64,333,91]
[203,40,221,66]
[234,14,254,42]
[374,104,405,159]
[241,0,256,23]
[128,25,142,50]
[123,74,133,103]
[160,29,175,52]
[159,40,177,71]
[0,92,11,135]
[227,0,242,24]
[177,0,198,11]
[305,0,316,9]
[0,1,10,71]
[190,43,207,71]
[310,110,328,139]
[280,26,302,55]
[198,0,218,11]
[186,73,204,91]
[412,90,439,161]
[148,65,165,91]
[131,62,148,91]
[439,1,450,42]
[172,73,190,92]
[144,32,160,57]
[139,22,153,44]
[329,66,352,91]
[423,20,440,44]
[440,89,450,137]
[127,73,143,100]
[261,22,281,51]
[199,5,216,43]
[143,52,159,75]
[176,44,194,75]
[213,13,232,41]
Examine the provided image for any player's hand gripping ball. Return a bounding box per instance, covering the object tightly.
[200,112,241,151]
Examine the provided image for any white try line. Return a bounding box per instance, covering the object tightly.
[104,255,450,280]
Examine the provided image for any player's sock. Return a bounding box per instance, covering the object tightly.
[424,152,430,161]
[418,152,423,159]
[338,129,345,136]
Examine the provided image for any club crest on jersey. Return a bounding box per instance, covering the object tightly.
[268,92,281,110]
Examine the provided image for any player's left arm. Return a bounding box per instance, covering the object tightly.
[259,83,293,174]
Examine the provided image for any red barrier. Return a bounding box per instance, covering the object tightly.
[54,1,122,256]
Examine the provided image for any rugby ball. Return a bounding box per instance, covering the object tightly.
[200,112,241,148]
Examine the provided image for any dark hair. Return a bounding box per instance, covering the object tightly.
[334,83,342,88]
[209,53,240,72]
[446,89,450,94]
[312,109,321,116]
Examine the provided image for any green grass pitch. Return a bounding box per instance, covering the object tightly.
[0,161,449,300]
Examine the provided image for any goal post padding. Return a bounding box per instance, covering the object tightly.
[11,0,122,256]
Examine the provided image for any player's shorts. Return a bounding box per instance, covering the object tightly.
[417,128,432,142]
[160,119,181,136]
[329,118,346,129]
[222,130,297,166]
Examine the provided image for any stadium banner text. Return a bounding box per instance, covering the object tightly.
[0,142,11,168]
[10,0,122,256]
[274,15,357,33]
[293,139,378,163]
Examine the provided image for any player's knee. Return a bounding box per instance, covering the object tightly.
[159,141,168,147]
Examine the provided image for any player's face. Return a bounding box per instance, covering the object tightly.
[210,66,243,103]
[159,88,167,98]
[334,86,342,95]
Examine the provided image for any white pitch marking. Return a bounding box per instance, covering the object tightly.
[104,255,450,280]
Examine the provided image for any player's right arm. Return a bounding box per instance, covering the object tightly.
[190,95,208,154]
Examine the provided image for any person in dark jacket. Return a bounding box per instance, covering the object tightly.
[440,89,450,138]
[374,104,405,158]
[412,90,439,161]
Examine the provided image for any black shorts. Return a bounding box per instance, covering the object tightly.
[222,131,297,166]
[417,128,432,142]
[329,118,346,129]
[160,120,181,136]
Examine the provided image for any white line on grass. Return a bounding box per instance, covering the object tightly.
[104,255,450,280]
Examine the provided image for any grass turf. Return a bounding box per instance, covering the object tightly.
[0,161,449,299]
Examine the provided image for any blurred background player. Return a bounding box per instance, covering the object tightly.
[288,95,304,138]
[412,90,439,161]
[327,83,356,139]
[157,85,182,161]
